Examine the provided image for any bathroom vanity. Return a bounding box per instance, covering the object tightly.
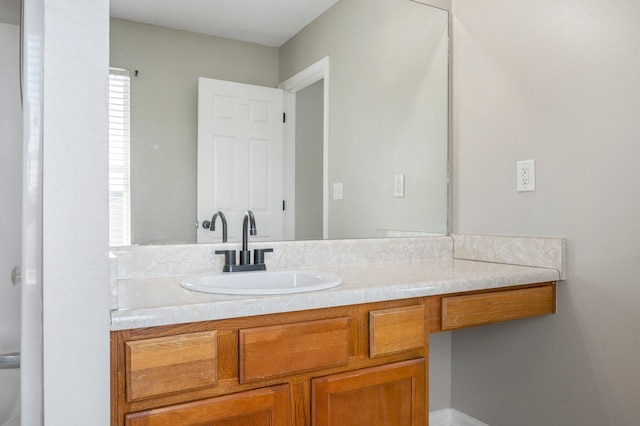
[111,282,554,425]
[110,236,564,425]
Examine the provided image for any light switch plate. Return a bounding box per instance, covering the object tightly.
[333,182,343,200]
[394,174,405,197]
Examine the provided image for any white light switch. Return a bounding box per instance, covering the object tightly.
[394,174,405,198]
[517,159,536,192]
[333,182,343,200]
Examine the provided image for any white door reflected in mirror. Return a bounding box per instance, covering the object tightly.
[197,78,284,243]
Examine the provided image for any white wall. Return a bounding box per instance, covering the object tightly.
[42,0,110,424]
[452,0,640,424]
[110,19,279,245]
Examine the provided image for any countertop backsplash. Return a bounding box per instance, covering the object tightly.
[109,234,566,315]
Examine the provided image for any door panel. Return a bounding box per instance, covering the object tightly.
[198,78,284,243]
[311,359,426,426]
[125,384,290,426]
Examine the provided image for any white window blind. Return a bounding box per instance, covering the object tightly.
[109,68,131,246]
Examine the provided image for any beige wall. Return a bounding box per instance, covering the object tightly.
[452,0,640,423]
[280,0,449,238]
[110,19,279,244]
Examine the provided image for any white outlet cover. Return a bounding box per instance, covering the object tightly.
[517,159,536,192]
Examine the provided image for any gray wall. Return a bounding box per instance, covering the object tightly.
[280,0,449,238]
[0,23,22,357]
[0,0,20,25]
[295,80,324,240]
[429,332,452,412]
[110,19,279,245]
[452,0,640,424]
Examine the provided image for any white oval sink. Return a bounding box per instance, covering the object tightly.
[181,270,343,295]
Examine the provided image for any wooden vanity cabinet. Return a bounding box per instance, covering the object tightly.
[111,298,430,426]
[111,282,556,426]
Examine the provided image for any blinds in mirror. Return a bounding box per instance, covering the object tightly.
[108,68,131,246]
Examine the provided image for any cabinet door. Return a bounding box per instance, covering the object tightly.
[311,359,426,426]
[125,384,290,426]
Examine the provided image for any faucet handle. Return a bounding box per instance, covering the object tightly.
[253,248,273,265]
[215,250,236,272]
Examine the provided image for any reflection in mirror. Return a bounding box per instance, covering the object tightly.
[109,0,449,246]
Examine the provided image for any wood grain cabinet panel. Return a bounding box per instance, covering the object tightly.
[125,384,290,426]
[125,331,217,401]
[311,358,426,426]
[441,285,555,330]
[240,317,350,382]
[369,305,426,357]
[113,286,555,425]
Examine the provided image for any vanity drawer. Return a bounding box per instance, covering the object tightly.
[125,384,290,426]
[125,331,218,401]
[369,305,425,357]
[239,317,350,382]
[441,285,555,330]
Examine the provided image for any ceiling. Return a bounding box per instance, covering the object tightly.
[110,0,340,47]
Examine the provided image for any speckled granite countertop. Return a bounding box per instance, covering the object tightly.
[111,257,560,331]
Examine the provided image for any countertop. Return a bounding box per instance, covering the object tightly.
[111,258,560,331]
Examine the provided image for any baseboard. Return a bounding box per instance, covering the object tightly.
[429,409,491,426]
[429,409,454,426]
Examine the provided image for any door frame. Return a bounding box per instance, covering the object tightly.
[279,56,330,240]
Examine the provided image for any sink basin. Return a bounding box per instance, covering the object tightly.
[181,270,343,295]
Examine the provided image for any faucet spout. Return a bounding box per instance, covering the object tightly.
[239,210,257,265]
[242,210,256,252]
[210,211,228,242]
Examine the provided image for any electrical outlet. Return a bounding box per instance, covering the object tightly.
[517,159,536,192]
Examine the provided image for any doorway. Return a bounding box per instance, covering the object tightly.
[293,80,324,240]
[280,56,330,240]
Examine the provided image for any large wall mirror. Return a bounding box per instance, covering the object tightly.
[109,0,450,246]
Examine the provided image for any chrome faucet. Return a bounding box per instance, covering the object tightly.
[240,210,257,265]
[202,210,227,242]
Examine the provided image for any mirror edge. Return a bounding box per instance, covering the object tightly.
[411,0,453,236]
